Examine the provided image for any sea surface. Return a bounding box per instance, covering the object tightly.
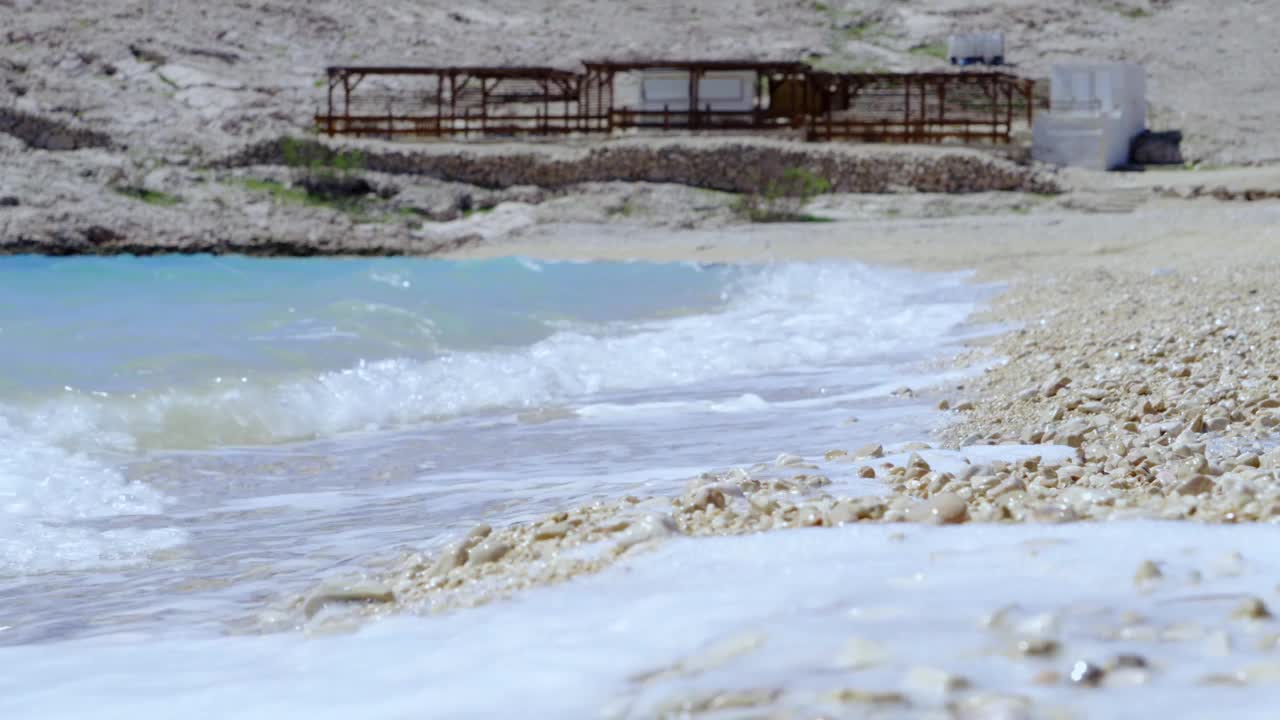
[0,255,1011,716]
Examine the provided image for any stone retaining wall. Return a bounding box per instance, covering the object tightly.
[228,137,1060,195]
[0,108,114,151]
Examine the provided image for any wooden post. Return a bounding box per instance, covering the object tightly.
[903,75,911,142]
[326,73,335,136]
[1004,81,1013,142]
[825,98,832,142]
[990,76,999,144]
[449,72,457,137]
[938,80,947,143]
[542,79,549,135]
[435,70,443,137]
[1024,78,1034,128]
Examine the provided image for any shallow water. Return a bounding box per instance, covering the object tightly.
[0,255,1004,708]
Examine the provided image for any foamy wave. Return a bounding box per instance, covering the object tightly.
[18,263,977,450]
[0,416,185,575]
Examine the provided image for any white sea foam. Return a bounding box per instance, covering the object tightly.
[7,521,1280,719]
[0,261,979,579]
[0,416,184,575]
[22,263,981,450]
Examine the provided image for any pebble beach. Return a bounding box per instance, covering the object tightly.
[224,198,1280,717]
[6,1,1280,717]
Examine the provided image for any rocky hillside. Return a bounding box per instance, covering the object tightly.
[0,0,1276,255]
[2,0,1273,162]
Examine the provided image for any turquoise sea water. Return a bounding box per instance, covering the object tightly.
[0,256,728,398]
[0,255,985,648]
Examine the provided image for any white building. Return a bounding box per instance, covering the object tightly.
[947,33,1005,66]
[1032,63,1147,170]
[636,70,756,113]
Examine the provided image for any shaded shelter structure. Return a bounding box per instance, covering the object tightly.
[314,61,1038,146]
[317,65,589,138]
[806,71,1035,143]
[578,59,813,132]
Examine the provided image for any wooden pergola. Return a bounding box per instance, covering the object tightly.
[805,71,1036,144]
[313,62,1038,145]
[317,65,588,138]
[578,59,813,132]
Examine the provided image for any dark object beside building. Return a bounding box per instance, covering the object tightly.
[1130,130,1183,165]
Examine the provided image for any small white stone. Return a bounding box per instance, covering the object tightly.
[904,665,969,695]
[836,637,892,670]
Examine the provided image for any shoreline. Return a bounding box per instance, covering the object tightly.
[6,201,1280,715]
[302,195,1280,625]
[262,220,1280,714]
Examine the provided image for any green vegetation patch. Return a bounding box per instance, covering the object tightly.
[843,20,884,41]
[910,42,948,60]
[231,177,385,224]
[233,177,311,205]
[113,186,182,207]
[735,167,834,223]
[1097,1,1150,18]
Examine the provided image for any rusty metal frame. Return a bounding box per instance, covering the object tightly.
[313,62,1037,145]
[316,65,589,139]
[804,71,1035,144]
[579,59,812,133]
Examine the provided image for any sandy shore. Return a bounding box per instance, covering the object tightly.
[268,196,1280,715]
[445,197,1280,523]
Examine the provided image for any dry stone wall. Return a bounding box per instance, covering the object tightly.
[229,137,1060,196]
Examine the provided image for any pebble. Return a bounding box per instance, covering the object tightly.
[1031,670,1061,686]
[1068,660,1105,687]
[430,542,470,576]
[1133,559,1163,586]
[1239,662,1280,684]
[827,689,909,706]
[904,665,970,695]
[533,521,571,541]
[1232,597,1273,621]
[775,453,806,467]
[1175,475,1216,496]
[907,493,968,524]
[853,443,884,459]
[1108,653,1150,670]
[302,579,395,619]
[678,630,768,675]
[467,537,512,565]
[614,513,677,552]
[836,637,891,670]
[1015,637,1060,657]
[1105,668,1151,688]
[951,693,1032,720]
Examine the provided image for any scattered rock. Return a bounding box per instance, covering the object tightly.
[1068,659,1105,687]
[908,493,968,525]
[1232,597,1273,621]
[853,443,884,460]
[904,666,970,695]
[836,637,892,670]
[302,579,395,619]
[1133,559,1163,586]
